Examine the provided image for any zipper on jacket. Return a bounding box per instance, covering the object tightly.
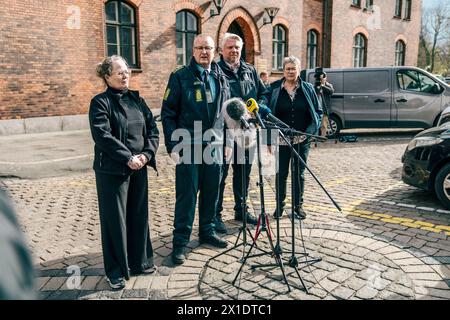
[99,152,103,168]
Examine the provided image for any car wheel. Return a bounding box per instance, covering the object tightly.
[327,115,342,137]
[434,163,450,209]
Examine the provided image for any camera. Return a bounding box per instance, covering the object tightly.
[314,67,325,93]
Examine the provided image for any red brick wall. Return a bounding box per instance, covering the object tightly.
[0,0,421,120]
[302,0,324,68]
[330,0,421,68]
[0,1,104,119]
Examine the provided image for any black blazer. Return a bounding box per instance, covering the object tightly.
[89,88,159,176]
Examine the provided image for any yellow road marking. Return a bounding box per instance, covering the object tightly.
[342,200,449,235]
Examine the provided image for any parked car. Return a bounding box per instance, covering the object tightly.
[401,106,450,209]
[301,67,450,136]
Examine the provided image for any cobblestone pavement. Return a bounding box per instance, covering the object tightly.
[1,132,450,300]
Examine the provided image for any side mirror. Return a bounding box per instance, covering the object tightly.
[433,83,443,94]
[438,107,450,126]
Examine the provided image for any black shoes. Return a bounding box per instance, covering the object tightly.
[107,277,126,290]
[214,216,228,234]
[234,212,258,225]
[172,247,186,265]
[273,206,307,220]
[292,206,307,220]
[199,233,228,248]
[273,207,285,219]
[130,261,157,275]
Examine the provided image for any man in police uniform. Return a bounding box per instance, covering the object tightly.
[215,33,270,234]
[161,35,232,265]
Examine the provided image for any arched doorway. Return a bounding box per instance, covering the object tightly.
[227,21,246,62]
[217,7,261,65]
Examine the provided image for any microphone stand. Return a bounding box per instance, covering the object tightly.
[208,122,257,271]
[264,123,341,210]
[231,122,291,292]
[258,122,341,293]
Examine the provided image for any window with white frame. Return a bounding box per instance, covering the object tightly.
[307,30,318,69]
[272,25,287,71]
[176,10,199,66]
[395,40,406,66]
[395,0,402,17]
[105,0,138,67]
[404,0,412,19]
[353,33,367,67]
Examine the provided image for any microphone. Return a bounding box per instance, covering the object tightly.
[222,98,256,149]
[223,98,250,130]
[253,101,291,129]
[246,98,326,142]
[245,98,266,129]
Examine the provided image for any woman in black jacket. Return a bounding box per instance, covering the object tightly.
[268,56,322,220]
[89,55,159,290]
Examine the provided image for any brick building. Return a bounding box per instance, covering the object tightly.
[0,0,421,126]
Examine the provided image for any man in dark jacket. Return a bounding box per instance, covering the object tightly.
[316,71,334,137]
[161,35,232,265]
[215,33,270,234]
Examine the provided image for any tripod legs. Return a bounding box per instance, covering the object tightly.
[231,213,291,292]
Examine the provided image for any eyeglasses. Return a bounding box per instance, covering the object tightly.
[114,70,130,77]
[194,46,214,52]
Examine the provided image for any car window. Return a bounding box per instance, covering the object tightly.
[344,71,389,93]
[419,73,437,94]
[397,70,440,94]
[397,70,421,92]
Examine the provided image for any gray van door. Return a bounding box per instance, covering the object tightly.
[343,70,391,128]
[394,69,443,128]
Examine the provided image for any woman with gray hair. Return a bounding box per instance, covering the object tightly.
[268,55,322,220]
[89,55,159,290]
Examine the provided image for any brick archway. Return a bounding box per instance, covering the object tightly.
[172,0,207,18]
[394,34,408,45]
[217,7,261,64]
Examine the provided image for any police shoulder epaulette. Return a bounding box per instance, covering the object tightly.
[171,65,185,74]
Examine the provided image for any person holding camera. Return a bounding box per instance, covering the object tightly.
[314,69,334,137]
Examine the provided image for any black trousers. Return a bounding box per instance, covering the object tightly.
[217,141,255,217]
[173,162,221,249]
[95,168,153,280]
[276,140,311,210]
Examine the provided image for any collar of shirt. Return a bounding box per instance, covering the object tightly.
[282,78,301,101]
[224,60,240,73]
[195,63,211,78]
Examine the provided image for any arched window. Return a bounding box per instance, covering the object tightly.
[307,30,319,69]
[352,33,367,67]
[105,1,138,67]
[176,10,199,66]
[272,25,287,71]
[395,40,406,66]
